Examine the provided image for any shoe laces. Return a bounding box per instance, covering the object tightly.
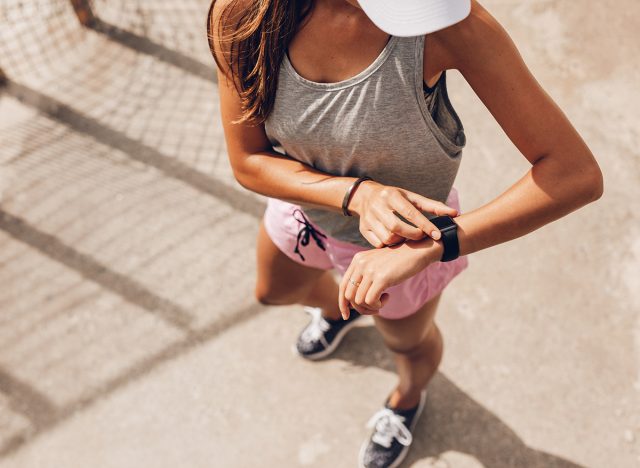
[301,306,331,342]
[366,408,413,449]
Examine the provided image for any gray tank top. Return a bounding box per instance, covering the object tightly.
[264,34,466,248]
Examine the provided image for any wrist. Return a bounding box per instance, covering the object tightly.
[346,179,378,216]
[417,238,444,266]
[401,236,445,267]
[429,239,445,264]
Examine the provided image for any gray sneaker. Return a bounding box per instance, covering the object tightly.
[294,306,362,360]
[358,390,428,468]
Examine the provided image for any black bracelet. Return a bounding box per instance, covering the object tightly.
[342,176,373,217]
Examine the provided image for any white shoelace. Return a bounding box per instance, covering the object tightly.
[301,306,330,346]
[366,408,413,449]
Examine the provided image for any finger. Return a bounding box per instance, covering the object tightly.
[338,264,355,320]
[379,208,425,241]
[340,260,362,319]
[360,294,390,313]
[343,271,363,318]
[394,205,442,241]
[364,281,386,310]
[363,229,386,249]
[350,302,379,316]
[387,193,443,241]
[389,194,448,241]
[354,275,374,307]
[348,289,377,314]
[404,190,459,217]
[367,218,403,247]
[363,288,382,310]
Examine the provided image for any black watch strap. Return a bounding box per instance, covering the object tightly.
[430,215,460,262]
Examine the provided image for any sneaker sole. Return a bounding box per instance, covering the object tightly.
[357,389,428,468]
[291,314,364,361]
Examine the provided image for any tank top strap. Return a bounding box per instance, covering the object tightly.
[382,34,428,102]
[412,34,428,99]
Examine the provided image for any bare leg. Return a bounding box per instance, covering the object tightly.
[255,219,341,319]
[302,271,343,320]
[373,292,444,409]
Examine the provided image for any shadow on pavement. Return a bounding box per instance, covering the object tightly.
[334,326,586,468]
[90,17,216,83]
[0,300,264,458]
[3,81,264,219]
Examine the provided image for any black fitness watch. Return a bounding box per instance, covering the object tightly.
[430,215,460,262]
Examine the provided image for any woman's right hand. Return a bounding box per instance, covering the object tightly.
[348,180,460,248]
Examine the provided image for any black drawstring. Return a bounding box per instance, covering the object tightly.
[292,208,327,262]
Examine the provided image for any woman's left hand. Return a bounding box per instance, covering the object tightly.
[338,239,443,319]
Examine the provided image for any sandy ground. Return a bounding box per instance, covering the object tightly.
[0,1,638,467]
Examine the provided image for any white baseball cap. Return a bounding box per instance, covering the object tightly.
[357,0,471,37]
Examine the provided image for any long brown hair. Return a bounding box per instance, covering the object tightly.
[207,0,313,126]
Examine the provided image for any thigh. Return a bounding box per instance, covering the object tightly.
[256,216,330,301]
[372,291,443,354]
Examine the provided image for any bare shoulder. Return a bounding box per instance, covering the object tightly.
[209,0,273,156]
[427,0,601,176]
[428,0,515,73]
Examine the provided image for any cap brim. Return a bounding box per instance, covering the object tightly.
[357,0,471,37]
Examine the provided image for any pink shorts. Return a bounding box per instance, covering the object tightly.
[262,187,469,320]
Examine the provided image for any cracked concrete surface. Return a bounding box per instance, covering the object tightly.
[0,1,638,467]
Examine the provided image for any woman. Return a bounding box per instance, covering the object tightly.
[207,0,604,466]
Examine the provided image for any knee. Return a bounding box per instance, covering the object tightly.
[254,284,300,306]
[384,323,442,357]
[384,338,426,357]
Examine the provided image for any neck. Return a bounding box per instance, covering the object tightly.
[316,0,362,11]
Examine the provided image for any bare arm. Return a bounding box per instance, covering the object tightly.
[339,0,604,317]
[216,63,360,212]
[209,0,359,211]
[210,0,458,246]
[438,0,603,257]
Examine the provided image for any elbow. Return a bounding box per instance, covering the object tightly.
[587,165,604,202]
[229,154,256,191]
[578,164,604,204]
[232,166,254,192]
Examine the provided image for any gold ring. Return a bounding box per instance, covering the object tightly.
[349,279,360,286]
